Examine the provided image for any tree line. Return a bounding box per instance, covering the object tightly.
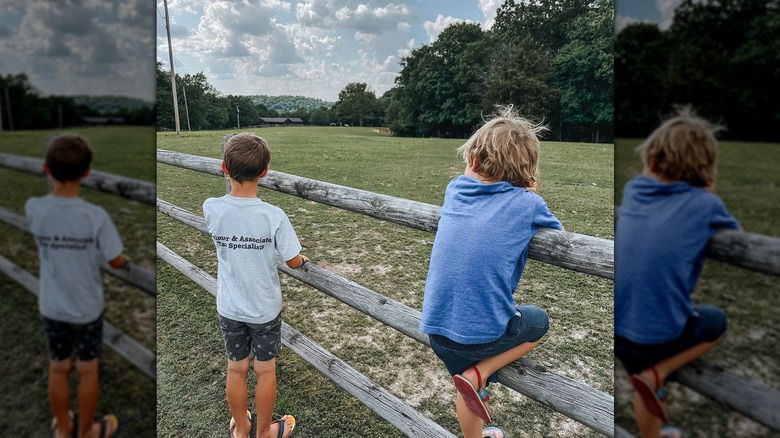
[0,73,154,131]
[158,0,613,142]
[615,0,780,141]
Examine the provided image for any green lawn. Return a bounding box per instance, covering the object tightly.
[0,126,156,437]
[614,139,780,437]
[156,126,614,437]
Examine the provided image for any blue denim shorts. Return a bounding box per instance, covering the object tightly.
[428,304,549,385]
[616,304,727,376]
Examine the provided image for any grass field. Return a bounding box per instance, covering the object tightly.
[0,126,156,437]
[614,139,780,438]
[156,126,614,437]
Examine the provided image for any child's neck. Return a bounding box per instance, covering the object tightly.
[228,179,261,198]
[50,180,82,198]
[464,167,496,184]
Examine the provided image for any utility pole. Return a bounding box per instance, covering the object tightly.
[182,85,191,131]
[163,0,181,134]
[4,87,13,132]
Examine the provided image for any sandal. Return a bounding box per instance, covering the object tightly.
[483,426,507,437]
[95,415,119,438]
[50,410,75,438]
[453,366,492,424]
[274,415,296,438]
[229,410,252,438]
[630,367,670,424]
[661,425,684,438]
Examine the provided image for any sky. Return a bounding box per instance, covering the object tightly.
[156,0,505,102]
[0,0,156,102]
[615,0,698,33]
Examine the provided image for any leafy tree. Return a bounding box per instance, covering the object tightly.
[550,0,613,142]
[308,106,330,125]
[331,82,381,126]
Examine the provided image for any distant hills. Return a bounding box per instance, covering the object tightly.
[71,95,154,113]
[249,95,335,112]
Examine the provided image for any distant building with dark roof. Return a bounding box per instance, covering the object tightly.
[259,117,305,126]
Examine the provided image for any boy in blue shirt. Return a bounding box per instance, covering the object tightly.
[203,133,306,438]
[615,107,740,437]
[420,107,564,438]
[26,134,126,438]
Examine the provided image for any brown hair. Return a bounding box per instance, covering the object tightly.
[457,105,548,187]
[222,133,271,183]
[45,133,92,183]
[636,105,723,187]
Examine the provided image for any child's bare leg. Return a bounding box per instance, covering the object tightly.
[49,358,73,438]
[461,341,541,389]
[253,358,275,438]
[75,358,99,438]
[634,340,718,438]
[455,341,540,438]
[639,340,718,387]
[634,392,661,438]
[456,391,485,438]
[227,358,251,438]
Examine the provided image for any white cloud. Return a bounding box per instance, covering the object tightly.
[354,31,375,44]
[478,0,501,29]
[614,14,651,34]
[423,14,472,43]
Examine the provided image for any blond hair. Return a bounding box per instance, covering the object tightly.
[457,105,548,187]
[45,133,92,183]
[636,105,724,187]
[223,133,271,183]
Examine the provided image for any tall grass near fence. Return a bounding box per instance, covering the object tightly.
[0,126,156,437]
[157,126,614,437]
[614,139,780,437]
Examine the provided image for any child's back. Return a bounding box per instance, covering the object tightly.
[203,195,300,324]
[26,195,123,323]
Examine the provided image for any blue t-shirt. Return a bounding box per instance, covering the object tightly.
[615,175,740,344]
[420,175,563,344]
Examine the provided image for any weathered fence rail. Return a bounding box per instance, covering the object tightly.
[157,149,615,279]
[157,199,614,434]
[0,152,155,205]
[0,254,156,379]
[0,206,155,296]
[157,241,457,438]
[0,152,156,380]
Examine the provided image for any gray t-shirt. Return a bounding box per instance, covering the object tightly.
[203,195,302,324]
[25,195,124,324]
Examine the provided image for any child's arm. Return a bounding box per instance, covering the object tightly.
[108,254,129,269]
[286,254,309,269]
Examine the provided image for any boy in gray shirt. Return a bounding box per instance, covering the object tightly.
[25,134,126,438]
[203,133,306,438]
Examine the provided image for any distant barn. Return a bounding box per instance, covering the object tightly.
[259,117,304,127]
[82,116,126,125]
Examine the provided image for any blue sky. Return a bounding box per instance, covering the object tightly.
[0,0,155,101]
[156,0,504,101]
[615,0,696,33]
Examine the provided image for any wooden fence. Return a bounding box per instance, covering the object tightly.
[613,223,780,434]
[157,148,616,436]
[0,152,156,379]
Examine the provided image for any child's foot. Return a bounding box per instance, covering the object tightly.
[482,426,507,438]
[269,415,296,438]
[89,414,118,438]
[630,366,670,424]
[229,410,251,438]
[660,425,683,438]
[50,410,74,438]
[453,366,492,423]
